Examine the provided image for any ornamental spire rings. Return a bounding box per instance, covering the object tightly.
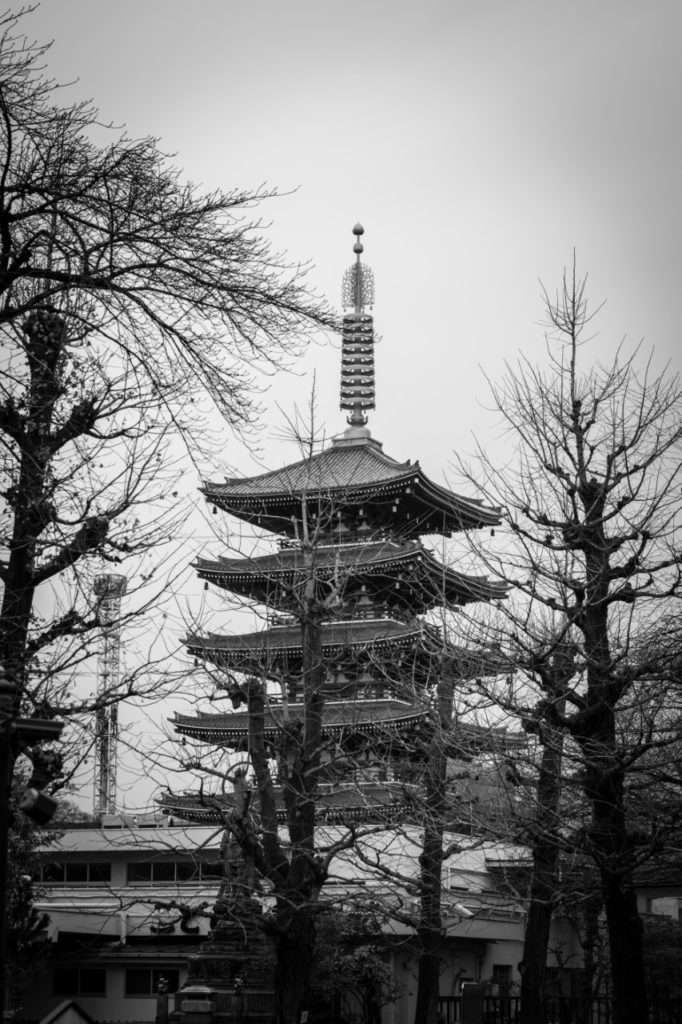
[340,224,376,427]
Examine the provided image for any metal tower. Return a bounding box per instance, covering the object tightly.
[93,574,126,816]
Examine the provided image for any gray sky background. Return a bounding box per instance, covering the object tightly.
[35,0,681,472]
[28,0,682,808]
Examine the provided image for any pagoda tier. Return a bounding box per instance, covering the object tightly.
[159,780,418,826]
[186,617,444,700]
[195,538,507,617]
[172,701,524,758]
[203,432,500,541]
[173,697,428,750]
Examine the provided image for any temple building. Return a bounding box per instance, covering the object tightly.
[161,224,511,829]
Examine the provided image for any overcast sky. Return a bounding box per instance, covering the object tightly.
[35,0,681,470]
[28,0,682,808]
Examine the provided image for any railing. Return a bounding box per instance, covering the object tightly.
[438,996,462,1023]
[437,994,682,1024]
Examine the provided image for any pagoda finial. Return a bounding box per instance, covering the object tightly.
[339,224,376,429]
[342,223,375,314]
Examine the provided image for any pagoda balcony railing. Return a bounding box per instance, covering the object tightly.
[268,613,297,626]
[317,773,420,791]
[266,606,416,626]
[278,528,397,550]
[267,687,403,705]
[348,604,411,623]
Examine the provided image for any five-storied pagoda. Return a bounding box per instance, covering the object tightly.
[163,223,506,828]
[164,226,508,1018]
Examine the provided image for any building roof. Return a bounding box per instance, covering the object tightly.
[172,697,428,743]
[158,781,419,825]
[42,825,221,855]
[39,822,528,879]
[203,434,500,538]
[195,538,507,607]
[172,699,525,755]
[39,1001,97,1024]
[187,618,507,686]
[186,616,439,666]
[53,938,204,963]
[207,437,414,497]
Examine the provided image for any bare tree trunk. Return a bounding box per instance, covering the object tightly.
[578,587,648,1024]
[520,714,565,1024]
[414,834,444,1024]
[276,562,325,1021]
[579,876,603,1022]
[587,756,648,1024]
[0,313,65,1015]
[413,672,453,1024]
[274,902,316,1024]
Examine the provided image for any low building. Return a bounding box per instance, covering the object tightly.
[27,820,585,1024]
[25,821,220,1022]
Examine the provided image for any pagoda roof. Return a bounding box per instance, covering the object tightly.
[171,699,526,755]
[158,781,418,826]
[187,617,437,662]
[187,619,508,684]
[172,697,428,743]
[204,434,500,537]
[195,539,507,606]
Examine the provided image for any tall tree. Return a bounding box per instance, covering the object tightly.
[174,492,367,1024]
[458,264,682,1024]
[0,7,329,1011]
[0,2,329,739]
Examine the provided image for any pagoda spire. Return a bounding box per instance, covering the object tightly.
[340,223,376,428]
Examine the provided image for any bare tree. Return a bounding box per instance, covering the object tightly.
[456,263,682,1024]
[0,7,331,1011]
[161,446,447,1021]
[0,2,330,767]
[168,493,384,1024]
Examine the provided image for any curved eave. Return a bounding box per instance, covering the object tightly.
[408,469,502,531]
[195,545,507,606]
[203,473,413,507]
[157,789,415,826]
[158,801,412,826]
[203,465,500,537]
[172,710,428,744]
[186,621,433,662]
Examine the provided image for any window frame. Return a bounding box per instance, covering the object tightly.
[42,861,112,886]
[54,965,107,997]
[124,966,180,996]
[126,859,219,884]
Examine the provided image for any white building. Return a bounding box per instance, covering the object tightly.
[25,820,586,1024]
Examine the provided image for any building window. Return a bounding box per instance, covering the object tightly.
[127,861,153,883]
[64,862,88,883]
[199,860,223,880]
[42,861,111,885]
[54,966,106,996]
[125,967,180,995]
[150,860,176,882]
[126,860,219,884]
[88,861,112,883]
